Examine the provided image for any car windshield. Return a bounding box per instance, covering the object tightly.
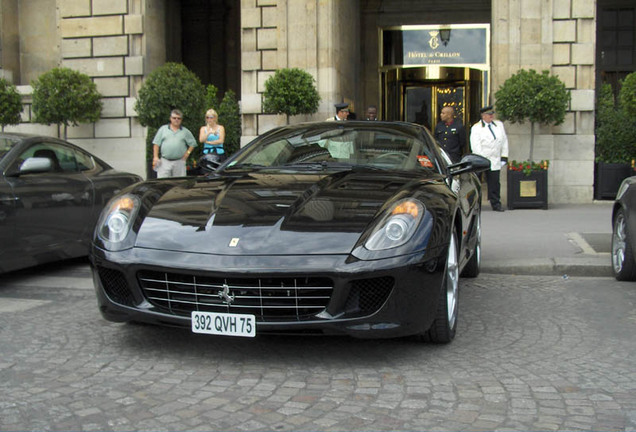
[0,137,21,161]
[225,124,442,173]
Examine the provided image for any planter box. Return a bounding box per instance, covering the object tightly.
[594,162,632,200]
[507,169,548,210]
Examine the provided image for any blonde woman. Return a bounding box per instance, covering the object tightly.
[199,109,226,160]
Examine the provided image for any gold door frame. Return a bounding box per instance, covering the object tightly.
[381,66,485,129]
[378,23,490,126]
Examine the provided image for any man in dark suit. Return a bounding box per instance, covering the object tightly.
[434,106,466,163]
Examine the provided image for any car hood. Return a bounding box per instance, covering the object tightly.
[135,170,444,255]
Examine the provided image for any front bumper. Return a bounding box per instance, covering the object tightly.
[90,245,446,339]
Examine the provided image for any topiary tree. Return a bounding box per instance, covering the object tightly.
[31,67,102,139]
[494,69,570,161]
[0,78,23,132]
[204,84,241,157]
[218,89,241,156]
[262,68,320,122]
[595,81,636,164]
[620,71,636,122]
[134,63,206,172]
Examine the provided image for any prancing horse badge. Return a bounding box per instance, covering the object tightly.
[229,237,240,247]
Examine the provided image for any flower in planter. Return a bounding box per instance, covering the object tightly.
[509,159,550,176]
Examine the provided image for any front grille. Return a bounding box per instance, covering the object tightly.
[98,266,135,306]
[137,270,333,321]
[345,276,394,314]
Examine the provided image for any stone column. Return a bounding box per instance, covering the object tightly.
[53,0,145,177]
[492,0,596,203]
[240,0,359,146]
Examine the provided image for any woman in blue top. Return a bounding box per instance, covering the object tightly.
[199,108,226,160]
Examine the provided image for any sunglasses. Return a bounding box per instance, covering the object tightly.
[206,116,215,119]
[171,116,182,120]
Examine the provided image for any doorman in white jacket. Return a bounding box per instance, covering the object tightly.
[326,103,349,121]
[470,105,509,212]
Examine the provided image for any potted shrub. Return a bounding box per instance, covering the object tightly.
[619,72,636,176]
[262,68,320,122]
[134,63,206,177]
[494,69,570,209]
[31,67,102,139]
[506,159,550,209]
[594,79,636,199]
[620,71,636,122]
[0,78,23,131]
[623,71,636,175]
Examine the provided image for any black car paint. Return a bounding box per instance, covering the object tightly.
[614,177,636,242]
[0,133,142,273]
[612,176,636,279]
[91,122,486,339]
[91,171,478,337]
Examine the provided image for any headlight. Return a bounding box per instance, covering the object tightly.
[365,199,424,250]
[96,194,140,249]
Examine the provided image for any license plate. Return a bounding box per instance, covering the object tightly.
[191,311,256,337]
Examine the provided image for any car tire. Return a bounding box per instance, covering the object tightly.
[461,212,481,278]
[419,230,459,343]
[611,208,636,281]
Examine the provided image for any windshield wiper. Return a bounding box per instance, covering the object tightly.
[353,164,390,170]
[281,161,394,172]
[284,161,360,170]
[224,163,268,170]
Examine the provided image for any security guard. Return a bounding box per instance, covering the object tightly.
[434,106,466,163]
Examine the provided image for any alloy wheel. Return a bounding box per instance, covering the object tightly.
[446,232,459,329]
[612,212,627,274]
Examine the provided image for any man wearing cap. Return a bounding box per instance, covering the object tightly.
[326,103,349,121]
[470,105,509,212]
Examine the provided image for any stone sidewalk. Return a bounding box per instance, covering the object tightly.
[481,202,614,277]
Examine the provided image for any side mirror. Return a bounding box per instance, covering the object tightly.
[447,154,490,177]
[13,157,54,176]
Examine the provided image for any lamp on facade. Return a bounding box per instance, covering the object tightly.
[439,28,451,46]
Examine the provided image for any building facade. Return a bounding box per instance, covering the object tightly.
[0,0,634,204]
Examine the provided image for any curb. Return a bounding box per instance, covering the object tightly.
[481,255,613,277]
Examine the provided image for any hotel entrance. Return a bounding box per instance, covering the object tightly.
[380,24,490,135]
[382,66,485,133]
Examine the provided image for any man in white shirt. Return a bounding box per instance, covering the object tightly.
[326,103,349,121]
[470,105,509,212]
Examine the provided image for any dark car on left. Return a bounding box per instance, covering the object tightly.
[0,133,142,273]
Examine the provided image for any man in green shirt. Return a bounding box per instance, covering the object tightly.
[152,109,198,178]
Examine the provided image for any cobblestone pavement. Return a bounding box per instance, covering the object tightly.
[1,259,636,431]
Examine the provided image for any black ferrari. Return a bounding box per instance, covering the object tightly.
[91,121,489,342]
[0,133,142,273]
